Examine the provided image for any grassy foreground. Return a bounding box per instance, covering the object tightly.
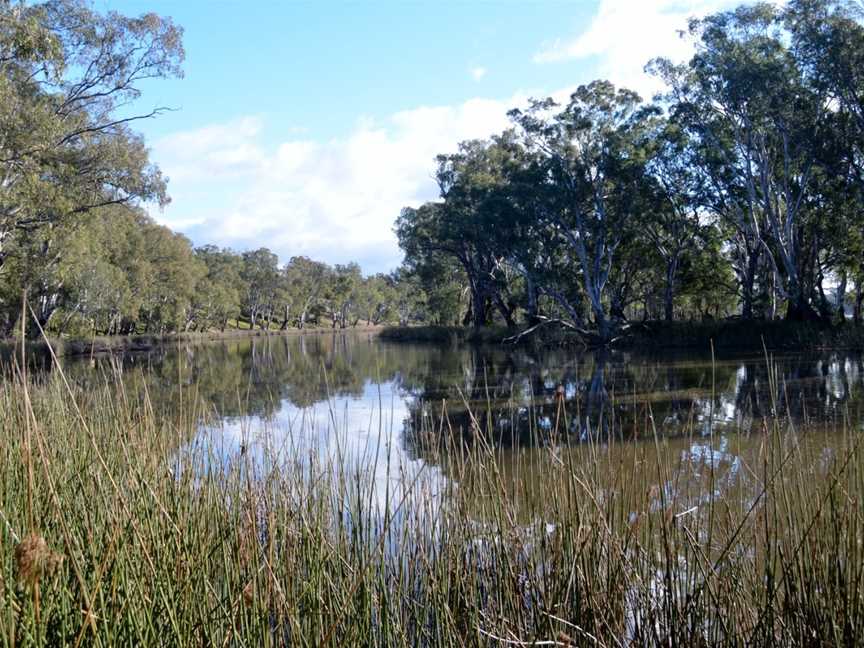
[1,362,863,646]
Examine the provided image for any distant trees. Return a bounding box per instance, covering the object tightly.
[191,246,244,331]
[0,0,183,334]
[0,202,423,336]
[282,256,328,329]
[240,248,281,330]
[4,207,197,335]
[398,0,864,342]
[6,0,864,343]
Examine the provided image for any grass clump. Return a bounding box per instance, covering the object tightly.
[0,358,863,646]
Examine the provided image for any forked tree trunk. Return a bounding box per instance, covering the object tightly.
[741,252,758,320]
[853,280,863,325]
[663,254,681,322]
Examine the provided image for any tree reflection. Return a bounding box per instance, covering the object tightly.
[18,335,864,457]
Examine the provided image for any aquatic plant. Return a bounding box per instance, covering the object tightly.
[0,355,862,646]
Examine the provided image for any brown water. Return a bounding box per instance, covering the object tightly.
[30,331,862,485]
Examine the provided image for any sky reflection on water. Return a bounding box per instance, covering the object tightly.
[37,332,864,512]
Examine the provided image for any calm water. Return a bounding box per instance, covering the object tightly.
[22,331,864,506]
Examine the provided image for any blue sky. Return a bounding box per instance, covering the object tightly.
[99,0,744,273]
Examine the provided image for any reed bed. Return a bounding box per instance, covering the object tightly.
[0,358,862,646]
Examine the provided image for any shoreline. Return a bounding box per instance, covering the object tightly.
[1,324,386,358]
[379,319,864,352]
[5,318,864,359]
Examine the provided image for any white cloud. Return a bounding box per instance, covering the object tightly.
[153,1,762,273]
[151,96,525,272]
[533,0,749,99]
[153,116,266,183]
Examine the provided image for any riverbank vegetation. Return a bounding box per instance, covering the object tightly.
[397,0,864,345]
[0,1,427,340]
[2,203,424,338]
[380,318,864,351]
[1,358,862,645]
[5,1,864,348]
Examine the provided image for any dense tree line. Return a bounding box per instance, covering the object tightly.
[1,204,426,335]
[397,0,864,342]
[5,0,864,343]
[0,0,426,337]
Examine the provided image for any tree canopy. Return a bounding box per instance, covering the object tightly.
[397,0,864,341]
[0,0,427,337]
[5,0,864,344]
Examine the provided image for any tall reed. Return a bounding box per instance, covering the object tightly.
[0,357,862,646]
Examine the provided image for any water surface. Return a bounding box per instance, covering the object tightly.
[27,331,864,506]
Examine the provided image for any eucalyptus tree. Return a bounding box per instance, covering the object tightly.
[676,227,739,319]
[282,256,330,329]
[473,132,570,326]
[398,247,468,326]
[0,0,183,271]
[391,268,427,327]
[787,0,864,142]
[355,273,395,326]
[640,117,706,321]
[19,207,207,335]
[496,155,589,329]
[135,221,203,334]
[3,205,151,335]
[0,0,183,336]
[324,262,362,329]
[396,136,524,328]
[192,245,245,331]
[240,248,281,329]
[652,4,836,320]
[785,0,864,319]
[37,207,138,335]
[509,81,657,341]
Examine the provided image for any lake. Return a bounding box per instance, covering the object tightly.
[30,330,864,508]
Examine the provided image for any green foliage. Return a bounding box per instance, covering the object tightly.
[0,0,183,259]
[191,245,245,331]
[4,357,864,644]
[397,0,864,341]
[6,0,864,344]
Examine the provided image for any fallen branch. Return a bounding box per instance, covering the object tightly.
[503,316,591,348]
